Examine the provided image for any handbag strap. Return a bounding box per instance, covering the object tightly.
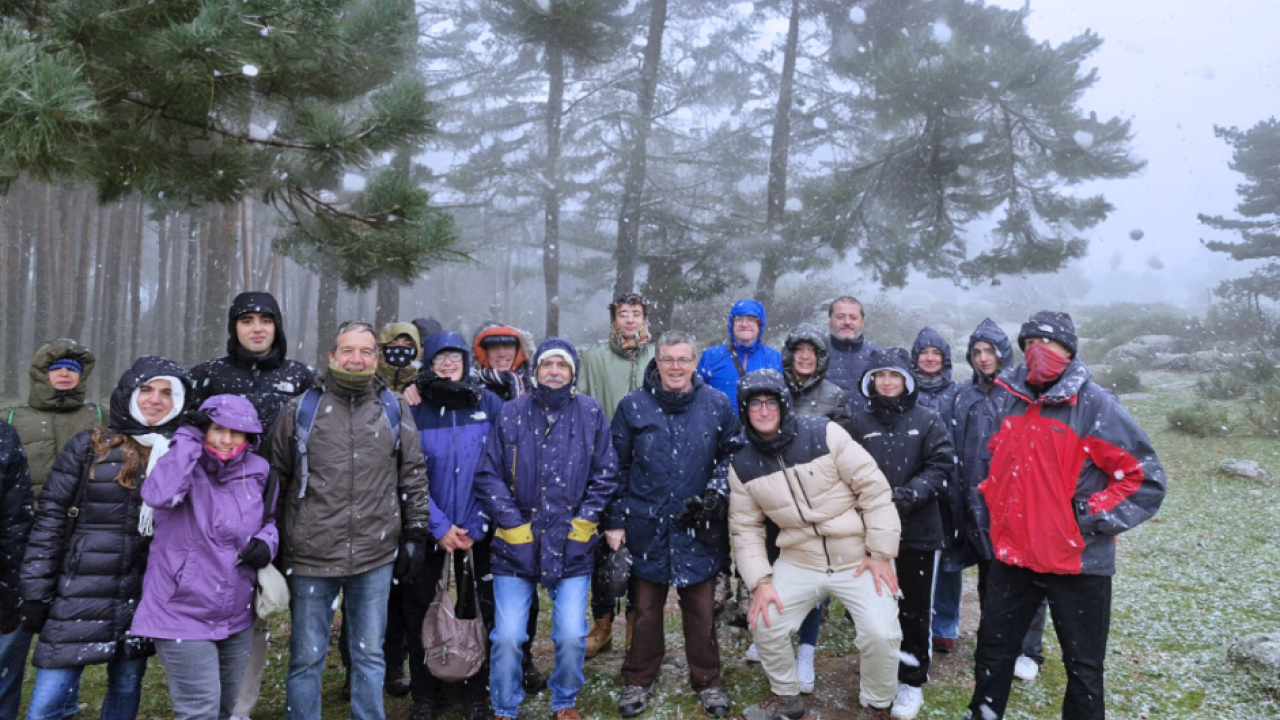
[438,548,483,612]
[64,442,96,544]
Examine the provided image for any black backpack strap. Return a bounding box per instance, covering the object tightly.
[730,347,748,378]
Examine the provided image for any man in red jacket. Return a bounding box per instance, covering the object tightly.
[962,311,1166,720]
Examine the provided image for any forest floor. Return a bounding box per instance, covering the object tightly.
[16,371,1280,719]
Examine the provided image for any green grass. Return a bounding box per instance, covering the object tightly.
[16,371,1280,718]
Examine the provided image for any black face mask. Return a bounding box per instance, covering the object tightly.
[383,345,416,368]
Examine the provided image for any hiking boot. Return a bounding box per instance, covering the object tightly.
[1013,655,1039,682]
[861,705,892,720]
[522,662,547,694]
[890,684,922,720]
[586,615,614,658]
[699,686,730,718]
[551,708,583,720]
[796,644,815,694]
[386,664,411,697]
[739,693,804,720]
[618,684,652,717]
[931,637,954,654]
[409,701,436,720]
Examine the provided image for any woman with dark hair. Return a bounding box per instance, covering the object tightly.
[19,356,193,720]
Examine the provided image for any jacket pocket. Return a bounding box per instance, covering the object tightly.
[168,550,200,606]
[563,531,598,579]
[492,524,536,575]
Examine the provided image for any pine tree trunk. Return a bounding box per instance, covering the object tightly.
[154,212,171,351]
[67,190,96,343]
[317,270,339,367]
[89,202,111,392]
[100,200,126,389]
[127,197,144,361]
[542,43,565,337]
[2,191,27,398]
[754,0,802,307]
[202,204,238,359]
[613,0,668,297]
[297,268,314,362]
[376,277,399,328]
[183,214,203,365]
[32,183,54,349]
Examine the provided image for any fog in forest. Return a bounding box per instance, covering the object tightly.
[2,0,1278,399]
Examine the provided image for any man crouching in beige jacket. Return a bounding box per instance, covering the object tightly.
[729,370,903,720]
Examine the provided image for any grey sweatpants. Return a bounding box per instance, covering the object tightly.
[155,627,255,720]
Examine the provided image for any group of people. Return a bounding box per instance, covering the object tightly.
[0,289,1166,720]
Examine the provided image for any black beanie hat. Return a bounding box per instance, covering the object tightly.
[1018,310,1078,357]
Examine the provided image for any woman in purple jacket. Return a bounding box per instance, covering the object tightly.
[131,395,276,720]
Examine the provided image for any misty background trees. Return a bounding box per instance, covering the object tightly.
[1,0,1167,397]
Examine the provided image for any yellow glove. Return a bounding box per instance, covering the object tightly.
[496,523,534,544]
[568,517,598,543]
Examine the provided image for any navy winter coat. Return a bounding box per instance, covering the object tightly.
[604,363,745,587]
[696,299,782,416]
[911,327,958,424]
[848,348,955,551]
[473,338,620,586]
[412,332,504,543]
[826,333,883,405]
[948,319,1016,564]
[0,422,33,623]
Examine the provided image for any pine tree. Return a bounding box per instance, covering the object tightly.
[1199,118,1280,299]
[0,0,458,288]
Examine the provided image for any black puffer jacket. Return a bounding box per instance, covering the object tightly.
[782,324,853,430]
[847,348,955,551]
[189,292,317,431]
[0,422,33,623]
[20,356,193,668]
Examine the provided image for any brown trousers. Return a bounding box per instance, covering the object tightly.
[621,575,722,690]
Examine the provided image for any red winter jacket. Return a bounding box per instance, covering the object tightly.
[979,359,1165,576]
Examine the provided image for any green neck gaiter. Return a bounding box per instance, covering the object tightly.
[329,364,376,394]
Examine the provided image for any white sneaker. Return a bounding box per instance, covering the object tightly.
[890,683,923,720]
[1014,655,1040,682]
[796,643,815,694]
[744,642,761,663]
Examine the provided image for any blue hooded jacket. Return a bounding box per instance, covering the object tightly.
[911,326,958,426]
[696,299,782,415]
[948,318,1016,564]
[473,338,620,585]
[412,332,504,543]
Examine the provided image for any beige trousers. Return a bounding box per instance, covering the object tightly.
[750,559,902,708]
[230,616,270,717]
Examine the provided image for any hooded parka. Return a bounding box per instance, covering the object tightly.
[471,323,536,402]
[20,356,193,668]
[948,319,1016,564]
[911,327,958,424]
[473,339,620,586]
[696,300,782,415]
[847,348,955,552]
[0,422,33,623]
[982,356,1167,576]
[411,332,504,543]
[377,322,423,393]
[782,324,853,428]
[189,292,318,432]
[603,362,744,588]
[728,370,899,590]
[8,340,104,496]
[131,395,276,641]
[577,331,656,423]
[266,372,430,578]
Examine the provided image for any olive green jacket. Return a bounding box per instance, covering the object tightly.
[577,334,656,422]
[7,340,103,496]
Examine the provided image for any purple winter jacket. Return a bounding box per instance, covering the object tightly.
[131,395,277,641]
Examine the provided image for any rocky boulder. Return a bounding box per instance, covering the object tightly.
[1219,459,1270,482]
[1229,633,1280,680]
[1102,335,1186,366]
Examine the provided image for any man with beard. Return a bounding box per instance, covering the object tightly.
[577,293,656,659]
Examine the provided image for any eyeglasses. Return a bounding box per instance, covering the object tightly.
[747,398,780,411]
[433,351,464,363]
[656,357,696,367]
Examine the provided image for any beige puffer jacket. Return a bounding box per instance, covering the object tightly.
[729,418,900,589]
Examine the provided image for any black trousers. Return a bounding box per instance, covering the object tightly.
[398,538,539,705]
[969,561,1112,720]
[896,549,937,687]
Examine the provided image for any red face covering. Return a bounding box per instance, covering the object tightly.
[205,443,249,462]
[1024,341,1071,386]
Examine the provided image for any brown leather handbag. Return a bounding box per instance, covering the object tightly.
[422,549,487,682]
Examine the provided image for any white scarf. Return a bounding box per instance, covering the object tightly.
[130,376,185,537]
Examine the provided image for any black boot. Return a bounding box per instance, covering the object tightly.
[521,661,547,693]
[385,662,411,697]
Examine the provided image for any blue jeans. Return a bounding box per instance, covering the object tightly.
[932,567,963,640]
[0,628,33,720]
[491,575,589,717]
[24,658,147,720]
[286,564,393,720]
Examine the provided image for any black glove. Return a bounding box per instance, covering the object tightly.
[0,595,20,634]
[20,599,50,634]
[237,538,272,570]
[186,409,214,432]
[394,527,431,579]
[677,492,729,547]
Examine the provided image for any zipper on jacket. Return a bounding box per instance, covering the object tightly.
[776,455,834,575]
